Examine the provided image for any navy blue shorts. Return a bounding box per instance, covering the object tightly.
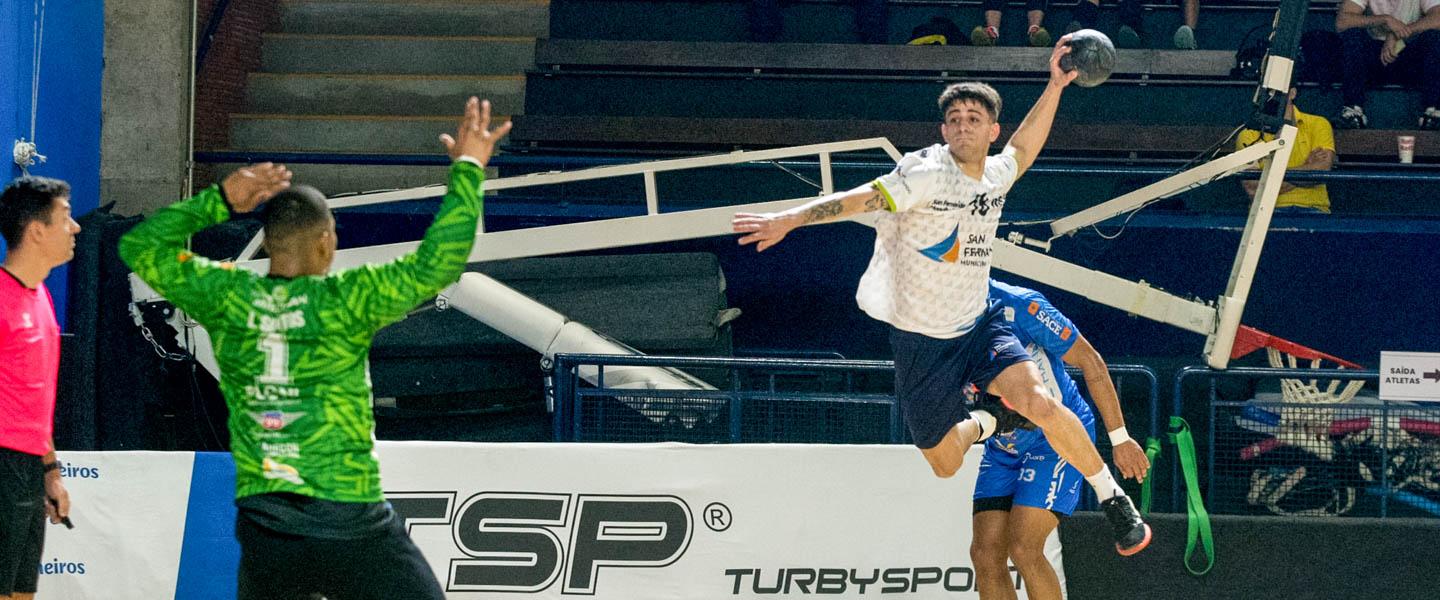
[890,303,1033,449]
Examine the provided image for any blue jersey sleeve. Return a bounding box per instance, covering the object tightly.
[990,281,1080,358]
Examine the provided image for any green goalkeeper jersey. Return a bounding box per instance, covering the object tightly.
[121,160,484,503]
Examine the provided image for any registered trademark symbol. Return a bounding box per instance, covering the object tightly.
[703,502,732,532]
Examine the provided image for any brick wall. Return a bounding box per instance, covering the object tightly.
[193,0,281,151]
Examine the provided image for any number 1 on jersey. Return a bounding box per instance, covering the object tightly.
[258,333,291,384]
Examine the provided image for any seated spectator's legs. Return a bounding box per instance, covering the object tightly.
[1403,30,1440,129]
[1027,0,1052,47]
[1116,0,1145,48]
[748,0,783,42]
[1338,28,1384,128]
[854,0,889,44]
[1070,0,1100,34]
[973,0,1004,46]
[1174,0,1200,49]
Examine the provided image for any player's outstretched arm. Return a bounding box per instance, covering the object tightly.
[1006,35,1077,179]
[1062,334,1150,482]
[336,97,511,329]
[119,163,292,321]
[732,184,886,252]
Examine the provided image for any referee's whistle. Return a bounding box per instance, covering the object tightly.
[48,497,74,529]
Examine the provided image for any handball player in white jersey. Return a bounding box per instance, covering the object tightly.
[732,36,1150,555]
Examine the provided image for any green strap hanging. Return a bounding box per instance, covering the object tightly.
[1139,436,1163,515]
[1169,417,1215,576]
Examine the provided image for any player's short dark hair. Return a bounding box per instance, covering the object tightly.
[938,82,1002,122]
[0,176,70,248]
[262,185,331,244]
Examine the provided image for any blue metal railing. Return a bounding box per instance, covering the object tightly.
[549,353,899,444]
[550,353,1160,450]
[192,150,1440,183]
[194,148,1440,179]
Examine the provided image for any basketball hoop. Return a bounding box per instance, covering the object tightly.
[1231,325,1366,405]
[1231,325,1375,517]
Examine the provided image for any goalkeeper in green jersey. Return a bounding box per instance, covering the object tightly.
[120,97,510,600]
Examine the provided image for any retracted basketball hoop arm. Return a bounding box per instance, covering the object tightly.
[1006,0,1311,369]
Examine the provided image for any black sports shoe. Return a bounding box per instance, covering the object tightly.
[974,392,1036,434]
[1101,495,1153,556]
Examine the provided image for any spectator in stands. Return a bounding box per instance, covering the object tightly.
[748,0,889,44]
[1069,0,1203,49]
[1334,0,1440,129]
[1,176,78,600]
[970,0,1054,47]
[1237,87,1337,213]
[971,279,1150,600]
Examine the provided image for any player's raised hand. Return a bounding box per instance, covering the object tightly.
[1112,439,1151,483]
[732,212,798,252]
[1049,34,1079,88]
[222,163,292,213]
[441,97,512,167]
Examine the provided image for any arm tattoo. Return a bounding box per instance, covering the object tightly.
[801,199,845,224]
[863,191,887,212]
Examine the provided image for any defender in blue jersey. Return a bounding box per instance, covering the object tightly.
[970,280,1153,600]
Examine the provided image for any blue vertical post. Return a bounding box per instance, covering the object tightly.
[729,367,743,443]
[1207,397,1217,513]
[1380,401,1390,518]
[551,356,571,441]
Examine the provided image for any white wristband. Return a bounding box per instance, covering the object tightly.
[1108,426,1133,447]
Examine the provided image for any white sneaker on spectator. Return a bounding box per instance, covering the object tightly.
[971,25,999,46]
[1420,107,1440,131]
[1336,105,1368,129]
[1028,25,1052,47]
[1174,25,1197,49]
[1116,25,1142,48]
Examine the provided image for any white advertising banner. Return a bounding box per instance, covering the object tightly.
[28,443,1061,599]
[379,442,1052,599]
[37,451,196,599]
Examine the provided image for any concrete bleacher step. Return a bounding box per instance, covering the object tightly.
[229,114,495,153]
[534,39,1238,78]
[261,33,536,76]
[279,0,550,37]
[510,115,1440,161]
[523,72,1426,129]
[244,73,525,116]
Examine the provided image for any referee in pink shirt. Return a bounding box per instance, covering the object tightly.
[1,176,79,600]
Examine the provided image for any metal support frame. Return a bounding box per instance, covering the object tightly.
[134,121,1299,376]
[1025,127,1297,368]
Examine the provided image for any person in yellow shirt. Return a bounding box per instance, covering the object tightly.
[1236,87,1337,213]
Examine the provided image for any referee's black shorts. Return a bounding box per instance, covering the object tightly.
[890,302,1033,449]
[0,446,46,597]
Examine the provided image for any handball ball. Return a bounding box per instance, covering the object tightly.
[1058,29,1116,88]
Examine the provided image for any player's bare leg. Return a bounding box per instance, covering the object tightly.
[921,411,997,477]
[988,362,1151,555]
[1007,507,1063,600]
[971,510,1019,600]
